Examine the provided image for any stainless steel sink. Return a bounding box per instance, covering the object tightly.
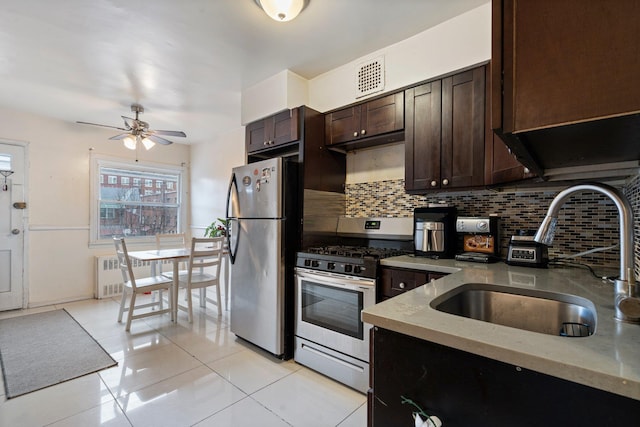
[430,283,597,337]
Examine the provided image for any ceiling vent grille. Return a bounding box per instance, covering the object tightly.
[355,56,385,98]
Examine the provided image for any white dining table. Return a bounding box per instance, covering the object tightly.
[127,246,231,322]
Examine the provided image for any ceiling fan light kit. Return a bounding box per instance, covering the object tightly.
[76,104,186,150]
[255,0,309,22]
[122,135,155,151]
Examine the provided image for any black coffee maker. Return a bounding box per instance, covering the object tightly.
[413,206,457,258]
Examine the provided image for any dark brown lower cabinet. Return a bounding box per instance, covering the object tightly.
[370,327,640,426]
[379,267,447,301]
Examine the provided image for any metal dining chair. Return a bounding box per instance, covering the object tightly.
[175,237,224,322]
[114,237,174,331]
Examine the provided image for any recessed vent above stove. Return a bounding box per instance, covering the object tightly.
[355,56,385,98]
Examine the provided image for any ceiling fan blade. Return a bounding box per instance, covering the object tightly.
[121,116,135,130]
[76,121,128,131]
[149,130,187,137]
[144,134,174,145]
[108,133,132,140]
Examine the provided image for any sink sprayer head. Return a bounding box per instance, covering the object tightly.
[534,216,557,246]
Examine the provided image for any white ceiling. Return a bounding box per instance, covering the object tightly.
[0,0,488,144]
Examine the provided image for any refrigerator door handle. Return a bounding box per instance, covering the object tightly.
[226,172,239,264]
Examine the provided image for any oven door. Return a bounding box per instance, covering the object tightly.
[295,267,375,362]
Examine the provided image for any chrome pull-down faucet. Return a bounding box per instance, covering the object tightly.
[534,183,639,323]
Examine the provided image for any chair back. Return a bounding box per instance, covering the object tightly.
[188,237,224,280]
[114,237,137,289]
[155,233,187,250]
[155,233,187,273]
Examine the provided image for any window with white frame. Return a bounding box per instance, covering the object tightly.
[91,156,184,245]
[0,154,11,171]
[108,176,117,184]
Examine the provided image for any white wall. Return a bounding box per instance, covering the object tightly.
[309,3,491,184]
[189,127,245,237]
[241,70,309,124]
[0,107,190,307]
[308,3,491,113]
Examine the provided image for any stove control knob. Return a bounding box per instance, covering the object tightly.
[327,262,336,270]
[353,266,362,274]
[311,260,320,268]
[344,264,353,273]
[304,259,311,267]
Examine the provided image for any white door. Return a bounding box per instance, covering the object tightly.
[0,142,26,310]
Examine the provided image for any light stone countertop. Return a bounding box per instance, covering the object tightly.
[362,255,640,401]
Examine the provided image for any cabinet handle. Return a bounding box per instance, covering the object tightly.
[398,282,406,289]
[442,178,449,186]
[353,131,359,137]
[263,141,268,146]
[361,129,366,135]
[524,167,530,174]
[430,180,438,187]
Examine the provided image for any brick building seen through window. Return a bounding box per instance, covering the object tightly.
[99,168,180,239]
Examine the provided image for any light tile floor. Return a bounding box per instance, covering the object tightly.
[0,295,367,427]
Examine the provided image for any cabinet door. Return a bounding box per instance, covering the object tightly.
[361,92,404,139]
[380,268,429,300]
[441,67,485,189]
[246,119,268,153]
[325,106,361,145]
[271,108,299,146]
[246,109,299,154]
[325,92,404,146]
[497,0,640,134]
[486,132,534,185]
[404,81,442,191]
[485,62,534,185]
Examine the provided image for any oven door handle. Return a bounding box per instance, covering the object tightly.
[295,268,376,288]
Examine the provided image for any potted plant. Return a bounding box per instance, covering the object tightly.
[204,218,229,237]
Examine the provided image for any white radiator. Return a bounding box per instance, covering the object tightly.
[95,255,156,299]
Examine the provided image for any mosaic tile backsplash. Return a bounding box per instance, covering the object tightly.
[346,174,640,278]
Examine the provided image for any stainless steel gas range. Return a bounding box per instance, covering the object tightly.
[294,217,413,393]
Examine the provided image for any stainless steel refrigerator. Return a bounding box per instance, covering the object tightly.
[226,157,297,358]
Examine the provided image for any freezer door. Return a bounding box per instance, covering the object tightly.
[230,218,285,356]
[231,157,282,219]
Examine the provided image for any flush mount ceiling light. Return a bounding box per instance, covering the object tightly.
[255,0,309,22]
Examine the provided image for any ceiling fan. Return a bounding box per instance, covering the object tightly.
[76,104,186,150]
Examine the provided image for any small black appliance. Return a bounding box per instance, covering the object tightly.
[413,206,457,259]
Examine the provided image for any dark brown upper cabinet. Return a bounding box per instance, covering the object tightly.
[246,108,299,154]
[405,66,486,192]
[325,92,404,150]
[484,63,535,185]
[492,0,640,175]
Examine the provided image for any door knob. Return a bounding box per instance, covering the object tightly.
[11,229,20,235]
